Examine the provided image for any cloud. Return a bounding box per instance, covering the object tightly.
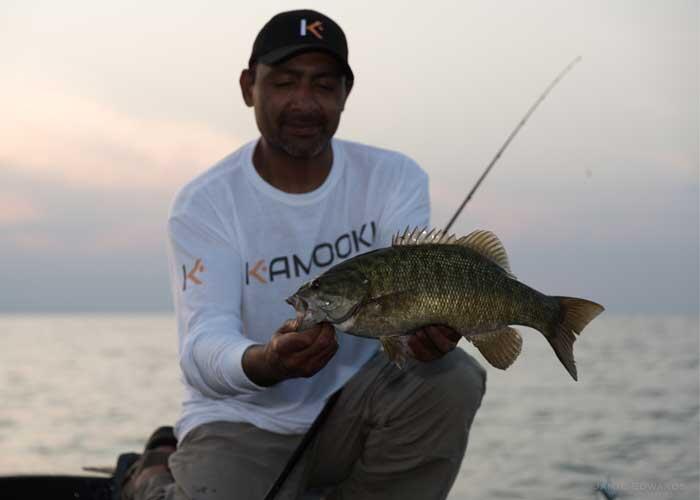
[9,232,57,253]
[0,79,238,191]
[0,193,42,226]
[0,77,250,311]
[0,168,173,258]
[0,169,177,311]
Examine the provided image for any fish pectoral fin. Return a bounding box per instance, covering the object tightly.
[379,335,410,369]
[470,327,523,370]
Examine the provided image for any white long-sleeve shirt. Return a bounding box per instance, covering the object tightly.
[166,138,430,438]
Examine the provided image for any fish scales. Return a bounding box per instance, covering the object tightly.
[287,228,604,380]
[349,245,528,336]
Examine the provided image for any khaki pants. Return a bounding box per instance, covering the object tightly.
[136,348,486,500]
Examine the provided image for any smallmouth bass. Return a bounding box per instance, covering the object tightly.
[287,228,604,380]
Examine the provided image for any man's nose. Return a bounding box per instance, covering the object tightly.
[288,81,318,110]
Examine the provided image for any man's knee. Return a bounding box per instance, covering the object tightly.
[341,350,486,487]
[167,422,304,500]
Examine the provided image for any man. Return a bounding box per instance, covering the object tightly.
[123,9,486,500]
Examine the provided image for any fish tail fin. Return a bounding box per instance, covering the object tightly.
[546,297,605,381]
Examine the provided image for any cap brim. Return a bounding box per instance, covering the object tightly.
[256,44,354,83]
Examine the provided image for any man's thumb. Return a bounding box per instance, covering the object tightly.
[278,318,301,334]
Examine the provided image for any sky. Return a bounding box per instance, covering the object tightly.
[0,0,698,313]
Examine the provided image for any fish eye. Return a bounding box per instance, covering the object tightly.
[310,279,320,290]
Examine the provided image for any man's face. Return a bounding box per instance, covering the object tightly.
[241,51,351,159]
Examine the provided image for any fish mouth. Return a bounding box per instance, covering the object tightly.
[286,293,361,330]
[286,294,315,328]
[286,294,307,318]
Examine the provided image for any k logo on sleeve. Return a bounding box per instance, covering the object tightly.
[182,258,205,291]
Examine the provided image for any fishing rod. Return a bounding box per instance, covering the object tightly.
[445,55,582,232]
[265,56,582,500]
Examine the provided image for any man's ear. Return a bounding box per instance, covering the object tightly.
[239,68,255,107]
[340,78,353,112]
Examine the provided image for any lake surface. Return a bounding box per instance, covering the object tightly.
[0,313,698,499]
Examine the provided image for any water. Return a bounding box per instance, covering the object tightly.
[1,313,698,499]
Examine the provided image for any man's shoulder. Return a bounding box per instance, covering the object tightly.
[335,138,426,179]
[170,142,253,217]
[336,138,418,165]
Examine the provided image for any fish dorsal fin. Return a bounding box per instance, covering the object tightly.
[457,229,515,277]
[392,226,457,246]
[392,227,515,278]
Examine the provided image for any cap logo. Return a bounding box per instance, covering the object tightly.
[300,19,324,39]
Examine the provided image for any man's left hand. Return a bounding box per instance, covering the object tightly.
[408,325,461,362]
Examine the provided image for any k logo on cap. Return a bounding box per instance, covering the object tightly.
[301,19,324,39]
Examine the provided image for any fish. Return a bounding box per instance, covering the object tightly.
[286,227,605,380]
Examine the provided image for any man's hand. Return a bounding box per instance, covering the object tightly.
[407,325,461,362]
[243,319,338,387]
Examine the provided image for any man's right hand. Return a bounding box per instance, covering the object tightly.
[242,319,338,387]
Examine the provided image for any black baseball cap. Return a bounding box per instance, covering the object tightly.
[249,10,354,83]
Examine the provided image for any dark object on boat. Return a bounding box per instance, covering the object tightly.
[0,427,177,500]
[0,475,112,500]
[117,426,177,500]
[111,452,140,500]
[0,452,139,500]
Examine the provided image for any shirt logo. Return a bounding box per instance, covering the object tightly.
[247,260,268,284]
[182,258,205,291]
[300,19,324,39]
[245,222,376,286]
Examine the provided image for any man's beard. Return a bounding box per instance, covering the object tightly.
[274,133,329,159]
[273,112,332,159]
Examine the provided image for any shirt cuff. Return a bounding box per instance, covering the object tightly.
[220,340,268,394]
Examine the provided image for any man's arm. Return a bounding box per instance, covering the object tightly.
[167,208,260,397]
[168,197,340,396]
